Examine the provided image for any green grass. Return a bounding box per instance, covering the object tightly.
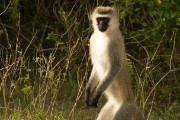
[0,0,180,119]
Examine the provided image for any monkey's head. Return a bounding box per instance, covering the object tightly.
[91,6,119,32]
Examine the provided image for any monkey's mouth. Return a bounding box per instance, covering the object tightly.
[98,24,108,32]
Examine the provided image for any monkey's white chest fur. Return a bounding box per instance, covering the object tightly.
[90,33,109,80]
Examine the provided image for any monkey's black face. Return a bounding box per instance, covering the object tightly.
[96,17,110,32]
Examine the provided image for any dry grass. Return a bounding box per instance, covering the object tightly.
[0,0,180,120]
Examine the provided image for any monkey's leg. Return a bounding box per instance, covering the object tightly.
[112,102,144,120]
[135,108,144,120]
[112,102,133,120]
[96,101,117,120]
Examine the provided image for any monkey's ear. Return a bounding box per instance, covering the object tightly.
[89,11,94,21]
[89,14,92,21]
[89,7,97,21]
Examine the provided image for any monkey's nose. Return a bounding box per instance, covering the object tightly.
[98,23,108,32]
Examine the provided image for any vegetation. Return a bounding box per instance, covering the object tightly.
[0,0,179,119]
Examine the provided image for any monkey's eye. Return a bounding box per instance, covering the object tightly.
[96,17,110,24]
[103,19,109,22]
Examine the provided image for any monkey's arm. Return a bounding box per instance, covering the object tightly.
[85,67,99,106]
[91,45,121,107]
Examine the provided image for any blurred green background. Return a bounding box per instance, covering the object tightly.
[0,0,179,119]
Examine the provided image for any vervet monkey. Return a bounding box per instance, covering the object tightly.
[85,6,144,120]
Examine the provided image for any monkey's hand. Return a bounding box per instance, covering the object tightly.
[85,87,100,107]
[91,91,101,107]
[85,88,91,106]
